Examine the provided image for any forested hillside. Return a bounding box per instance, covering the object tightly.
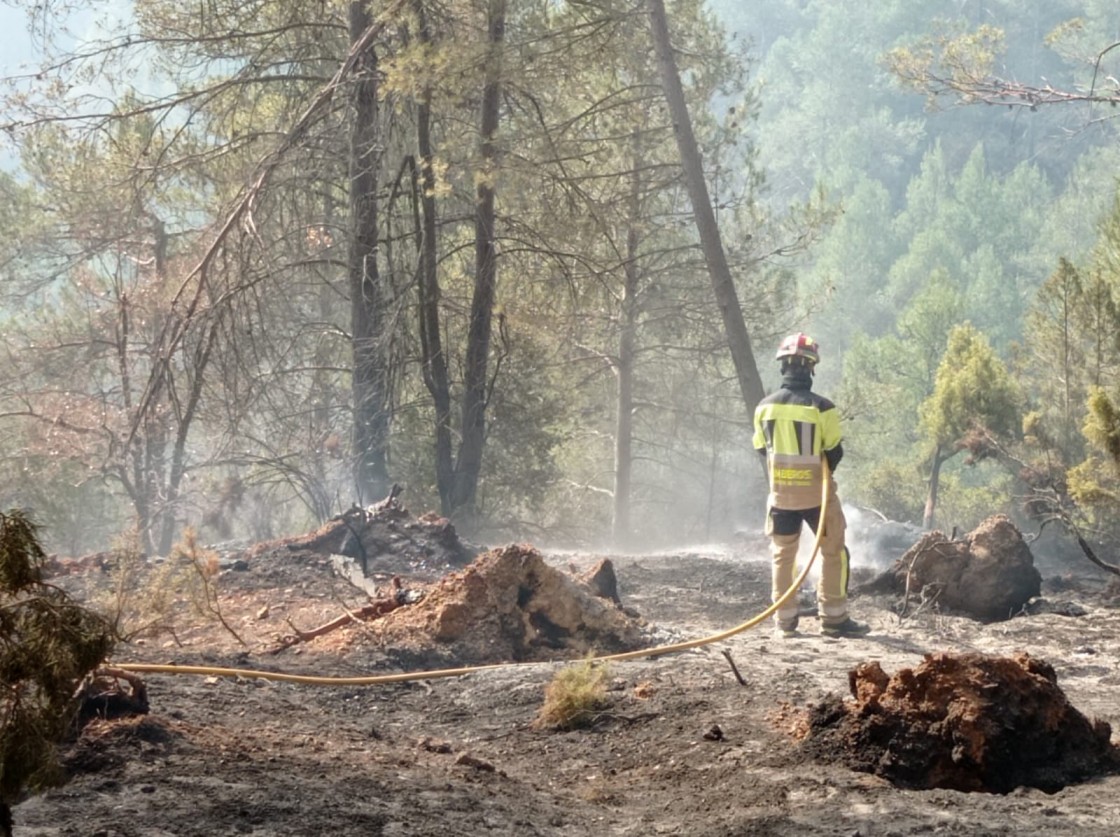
[715,0,1120,560]
[2,0,1119,567]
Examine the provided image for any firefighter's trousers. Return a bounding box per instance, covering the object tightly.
[766,485,851,627]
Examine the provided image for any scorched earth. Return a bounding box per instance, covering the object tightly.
[13,505,1120,837]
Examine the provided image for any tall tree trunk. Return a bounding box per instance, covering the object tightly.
[157,315,222,555]
[308,206,341,522]
[450,0,506,518]
[612,133,643,548]
[116,288,159,554]
[612,272,637,548]
[646,0,765,419]
[128,431,154,554]
[411,0,455,516]
[923,444,944,530]
[348,0,390,504]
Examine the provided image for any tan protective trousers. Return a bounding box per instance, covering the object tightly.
[768,487,850,627]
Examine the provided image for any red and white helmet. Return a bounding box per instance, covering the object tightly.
[775,332,820,364]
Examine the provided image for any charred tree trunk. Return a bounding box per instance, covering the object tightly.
[612,276,637,547]
[646,0,765,421]
[411,0,455,517]
[348,0,391,504]
[158,214,221,553]
[118,226,204,557]
[450,0,506,518]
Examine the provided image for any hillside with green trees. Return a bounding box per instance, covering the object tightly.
[716,0,1120,566]
[1,0,1119,569]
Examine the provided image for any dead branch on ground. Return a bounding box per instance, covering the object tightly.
[266,580,409,654]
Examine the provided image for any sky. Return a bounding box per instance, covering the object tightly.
[0,5,38,79]
[0,2,133,170]
[0,5,35,170]
[0,2,122,74]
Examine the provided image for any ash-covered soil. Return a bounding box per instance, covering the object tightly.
[14,519,1120,837]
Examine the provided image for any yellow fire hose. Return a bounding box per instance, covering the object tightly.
[116,461,834,687]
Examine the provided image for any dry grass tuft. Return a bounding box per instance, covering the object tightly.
[533,659,611,730]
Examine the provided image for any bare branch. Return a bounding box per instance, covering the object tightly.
[128,0,407,448]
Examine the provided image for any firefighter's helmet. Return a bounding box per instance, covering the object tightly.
[775,333,820,365]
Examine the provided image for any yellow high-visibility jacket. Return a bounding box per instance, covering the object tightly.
[752,375,843,511]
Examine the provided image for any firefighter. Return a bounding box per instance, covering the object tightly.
[752,333,870,639]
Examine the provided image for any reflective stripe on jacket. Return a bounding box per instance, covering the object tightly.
[752,377,841,511]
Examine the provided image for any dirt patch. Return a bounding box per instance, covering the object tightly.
[798,651,1119,793]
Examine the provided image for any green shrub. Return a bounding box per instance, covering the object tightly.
[0,510,115,836]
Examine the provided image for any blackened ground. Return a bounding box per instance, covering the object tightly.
[14,544,1120,837]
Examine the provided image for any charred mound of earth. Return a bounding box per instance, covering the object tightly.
[50,496,647,672]
[797,651,1119,793]
[370,544,647,666]
[860,514,1041,622]
[245,493,479,579]
[235,501,645,668]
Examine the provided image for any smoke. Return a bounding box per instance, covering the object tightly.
[843,506,922,573]
[760,504,919,591]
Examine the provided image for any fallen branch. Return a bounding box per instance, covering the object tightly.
[267,582,410,654]
[900,552,919,621]
[585,711,661,727]
[720,649,747,686]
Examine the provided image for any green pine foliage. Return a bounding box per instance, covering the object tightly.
[920,324,1020,450]
[1067,388,1120,516]
[0,511,115,832]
